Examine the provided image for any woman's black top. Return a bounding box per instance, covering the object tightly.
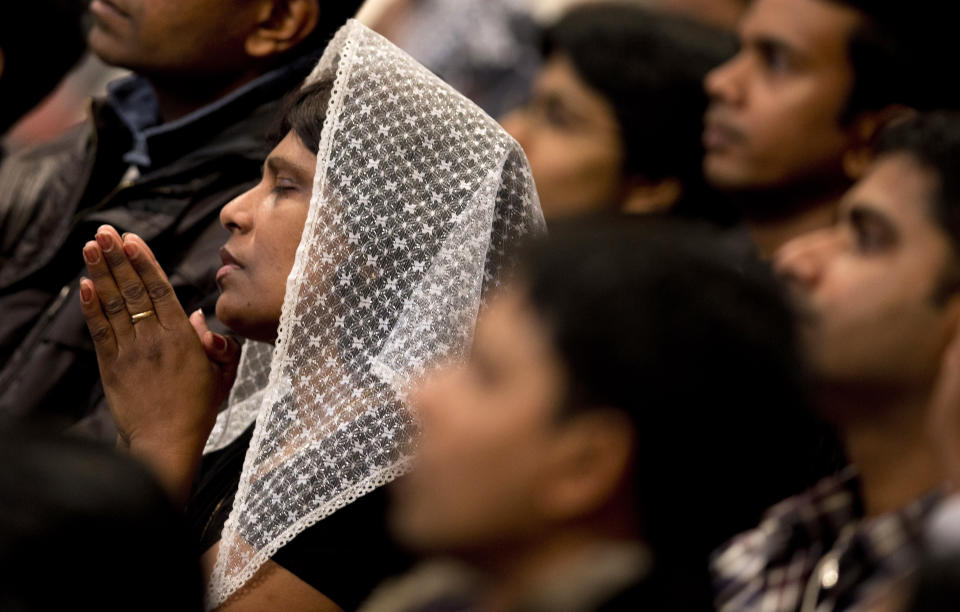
[185,425,414,610]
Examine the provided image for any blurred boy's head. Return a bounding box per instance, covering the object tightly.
[0,427,202,611]
[392,220,833,603]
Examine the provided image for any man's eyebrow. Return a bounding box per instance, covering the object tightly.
[264,155,313,183]
[749,34,801,60]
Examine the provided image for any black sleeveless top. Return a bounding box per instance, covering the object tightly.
[186,425,414,610]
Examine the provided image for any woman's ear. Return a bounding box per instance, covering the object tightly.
[245,0,320,59]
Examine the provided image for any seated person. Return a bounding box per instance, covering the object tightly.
[0,425,202,611]
[76,21,544,612]
[365,219,834,611]
[501,2,736,221]
[713,112,960,612]
[0,0,363,438]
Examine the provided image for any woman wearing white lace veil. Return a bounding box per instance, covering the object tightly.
[77,20,543,611]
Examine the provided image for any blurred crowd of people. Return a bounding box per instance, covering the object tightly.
[4,1,960,611]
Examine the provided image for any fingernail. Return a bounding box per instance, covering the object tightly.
[79,282,92,304]
[212,334,227,351]
[95,233,113,252]
[123,241,138,259]
[83,244,100,264]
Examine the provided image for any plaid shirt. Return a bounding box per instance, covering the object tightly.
[711,468,942,612]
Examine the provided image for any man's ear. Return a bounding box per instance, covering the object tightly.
[621,177,683,215]
[843,105,915,180]
[245,0,320,59]
[538,409,635,522]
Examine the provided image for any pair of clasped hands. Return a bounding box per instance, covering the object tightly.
[80,225,241,504]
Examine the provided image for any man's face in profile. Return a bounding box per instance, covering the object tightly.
[87,0,262,77]
[703,0,861,193]
[777,154,958,395]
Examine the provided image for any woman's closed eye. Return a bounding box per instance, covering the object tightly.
[263,154,313,200]
[272,176,301,197]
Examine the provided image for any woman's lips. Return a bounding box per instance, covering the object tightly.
[216,264,240,284]
[217,248,243,284]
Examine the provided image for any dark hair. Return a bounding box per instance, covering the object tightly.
[876,113,960,260]
[0,426,203,611]
[0,0,87,134]
[270,78,334,153]
[544,4,735,202]
[517,218,843,609]
[826,1,960,121]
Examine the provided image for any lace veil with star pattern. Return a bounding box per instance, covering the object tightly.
[202,20,545,608]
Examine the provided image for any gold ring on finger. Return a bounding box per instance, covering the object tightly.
[130,310,156,324]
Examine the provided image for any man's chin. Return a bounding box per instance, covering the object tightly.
[704,154,756,192]
[87,30,135,69]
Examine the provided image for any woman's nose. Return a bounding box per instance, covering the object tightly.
[220,185,258,232]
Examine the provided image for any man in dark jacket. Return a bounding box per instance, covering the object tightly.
[0,0,363,435]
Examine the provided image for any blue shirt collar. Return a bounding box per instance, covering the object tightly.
[106,55,317,170]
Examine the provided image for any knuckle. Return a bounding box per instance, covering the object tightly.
[104,248,126,266]
[146,281,172,301]
[120,282,146,302]
[90,325,113,345]
[102,297,127,317]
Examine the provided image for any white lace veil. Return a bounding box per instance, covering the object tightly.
[202,20,545,608]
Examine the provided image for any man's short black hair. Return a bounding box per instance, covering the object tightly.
[516,218,842,609]
[876,113,960,257]
[544,3,735,192]
[0,0,87,134]
[827,1,960,120]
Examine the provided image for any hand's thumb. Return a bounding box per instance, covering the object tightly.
[189,309,209,341]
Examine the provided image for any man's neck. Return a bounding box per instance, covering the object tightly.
[148,67,268,123]
[826,387,944,517]
[730,177,850,258]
